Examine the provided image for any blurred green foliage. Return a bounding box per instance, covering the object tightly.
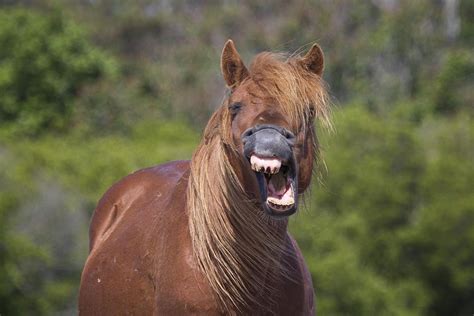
[432,49,474,115]
[291,107,473,315]
[0,8,116,135]
[0,1,472,315]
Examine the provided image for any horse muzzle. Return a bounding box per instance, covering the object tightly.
[242,124,298,217]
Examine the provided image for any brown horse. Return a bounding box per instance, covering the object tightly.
[79,40,330,315]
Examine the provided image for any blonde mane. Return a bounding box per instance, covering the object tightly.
[187,52,330,313]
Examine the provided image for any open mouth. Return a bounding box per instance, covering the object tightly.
[249,155,297,217]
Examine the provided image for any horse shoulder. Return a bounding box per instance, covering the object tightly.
[80,158,219,315]
[79,160,192,314]
[88,160,190,251]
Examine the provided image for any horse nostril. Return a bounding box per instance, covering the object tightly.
[242,128,254,138]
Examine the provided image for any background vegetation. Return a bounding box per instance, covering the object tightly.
[0,1,472,315]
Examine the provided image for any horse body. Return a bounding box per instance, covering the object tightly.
[79,161,214,314]
[79,40,330,315]
[79,161,313,315]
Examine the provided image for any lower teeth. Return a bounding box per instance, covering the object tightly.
[267,196,295,207]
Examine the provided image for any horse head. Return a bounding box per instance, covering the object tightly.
[219,40,329,217]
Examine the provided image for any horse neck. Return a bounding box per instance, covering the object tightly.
[187,137,290,312]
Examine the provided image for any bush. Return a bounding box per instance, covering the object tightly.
[432,49,474,115]
[0,8,115,135]
[291,106,474,315]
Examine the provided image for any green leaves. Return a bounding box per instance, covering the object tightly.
[0,9,115,135]
[291,106,473,315]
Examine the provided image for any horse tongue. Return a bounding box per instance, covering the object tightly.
[268,173,287,196]
[267,173,295,207]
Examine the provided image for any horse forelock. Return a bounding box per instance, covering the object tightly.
[247,52,332,132]
[187,50,331,313]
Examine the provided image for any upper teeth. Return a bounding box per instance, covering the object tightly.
[250,155,281,174]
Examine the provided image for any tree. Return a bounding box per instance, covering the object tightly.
[0,8,115,135]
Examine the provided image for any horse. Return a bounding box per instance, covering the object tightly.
[78,39,330,315]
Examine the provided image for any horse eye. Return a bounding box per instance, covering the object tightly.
[229,102,243,118]
[308,107,316,119]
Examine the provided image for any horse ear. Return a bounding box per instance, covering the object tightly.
[300,43,324,76]
[221,39,249,88]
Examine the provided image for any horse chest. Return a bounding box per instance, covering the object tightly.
[150,218,308,315]
[153,241,221,315]
[153,236,312,315]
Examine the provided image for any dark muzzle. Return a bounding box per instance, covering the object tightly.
[242,124,295,161]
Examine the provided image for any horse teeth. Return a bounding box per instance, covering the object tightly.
[250,155,282,175]
[267,197,295,207]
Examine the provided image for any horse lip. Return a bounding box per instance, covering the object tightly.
[265,203,297,217]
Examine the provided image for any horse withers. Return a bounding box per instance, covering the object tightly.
[79,40,330,315]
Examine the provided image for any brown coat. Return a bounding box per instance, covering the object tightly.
[79,39,330,315]
[79,161,315,315]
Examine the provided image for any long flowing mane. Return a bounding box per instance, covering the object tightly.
[187,52,330,313]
